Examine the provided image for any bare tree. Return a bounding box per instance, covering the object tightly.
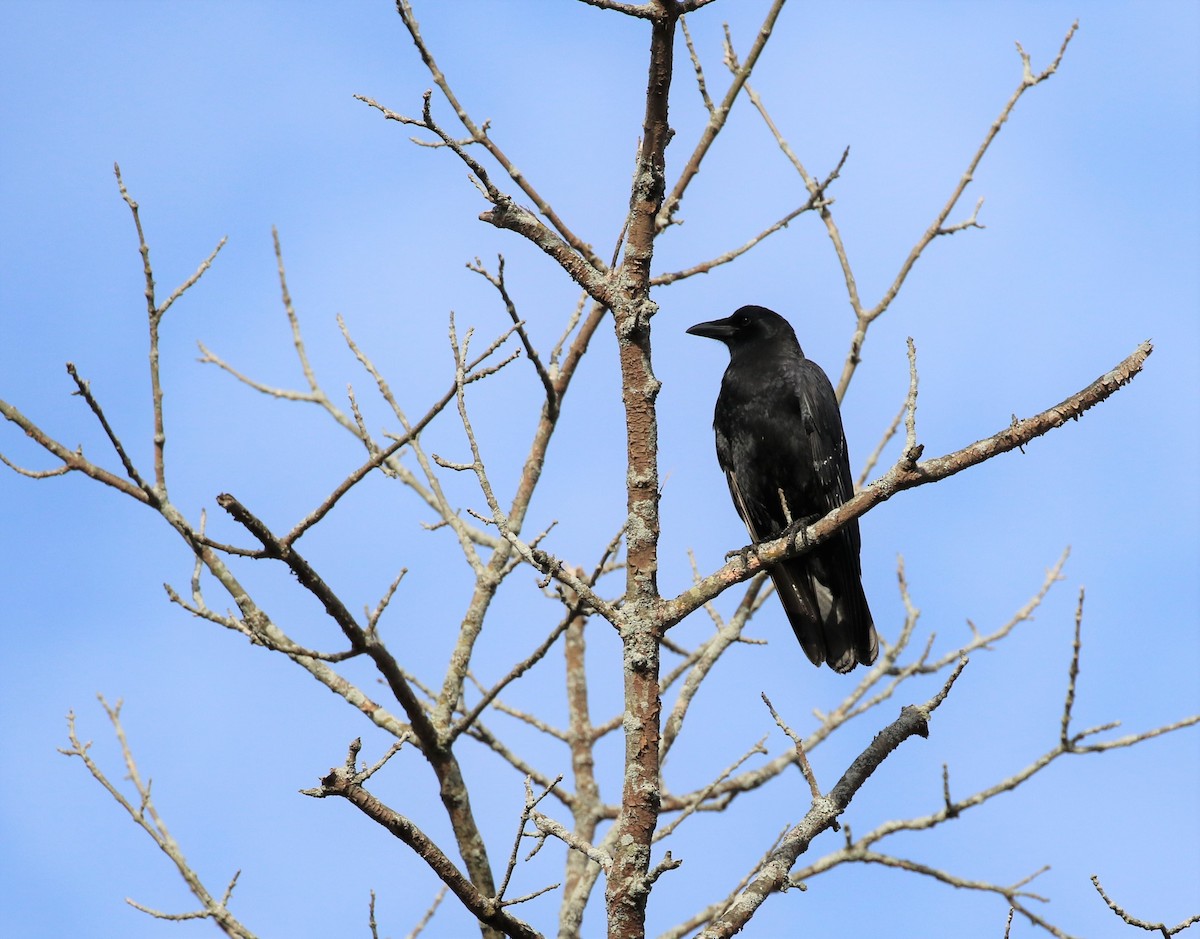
[2,3,1195,938]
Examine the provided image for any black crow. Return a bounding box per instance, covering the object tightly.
[687,305,878,673]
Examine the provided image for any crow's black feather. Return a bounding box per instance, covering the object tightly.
[688,305,878,673]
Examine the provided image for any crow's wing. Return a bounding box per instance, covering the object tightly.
[792,358,877,670]
[793,358,855,525]
[724,467,827,668]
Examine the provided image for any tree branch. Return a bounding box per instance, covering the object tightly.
[700,661,967,936]
[657,0,788,229]
[59,699,257,939]
[665,340,1152,623]
[304,740,540,939]
[1091,875,1200,936]
[832,21,1079,400]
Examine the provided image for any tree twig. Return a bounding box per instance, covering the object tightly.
[59,699,258,939]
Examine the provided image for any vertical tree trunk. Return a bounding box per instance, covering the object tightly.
[605,6,676,937]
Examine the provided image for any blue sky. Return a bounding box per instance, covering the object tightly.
[1,2,1197,937]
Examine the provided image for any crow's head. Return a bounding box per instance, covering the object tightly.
[686,305,800,354]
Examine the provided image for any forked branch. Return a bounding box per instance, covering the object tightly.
[699,661,967,937]
[59,699,257,939]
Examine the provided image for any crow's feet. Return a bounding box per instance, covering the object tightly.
[782,515,820,553]
[724,543,758,571]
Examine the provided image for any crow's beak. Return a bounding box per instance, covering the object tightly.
[686,317,736,340]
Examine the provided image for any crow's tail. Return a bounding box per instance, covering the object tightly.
[770,554,878,673]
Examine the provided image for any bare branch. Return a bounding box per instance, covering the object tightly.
[847,854,1071,938]
[656,736,767,842]
[1,396,151,503]
[113,163,169,492]
[1061,587,1085,748]
[498,776,563,903]
[389,0,606,269]
[658,0,788,229]
[679,16,714,113]
[467,255,558,416]
[272,226,321,394]
[661,829,788,939]
[902,337,921,462]
[0,451,72,478]
[196,342,320,402]
[701,662,967,937]
[59,700,257,939]
[738,83,863,337]
[530,809,612,871]
[403,886,448,939]
[761,695,821,801]
[575,0,657,17]
[367,567,409,633]
[667,341,1152,623]
[441,314,620,623]
[195,232,335,411]
[856,397,906,489]
[577,0,717,15]
[304,740,539,939]
[651,183,839,285]
[450,615,573,745]
[65,362,150,494]
[113,164,223,493]
[660,572,767,757]
[832,22,1079,399]
[280,315,516,549]
[214,492,443,746]
[798,594,1200,939]
[1091,874,1200,936]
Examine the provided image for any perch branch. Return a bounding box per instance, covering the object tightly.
[664,340,1151,623]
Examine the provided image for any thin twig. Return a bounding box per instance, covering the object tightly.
[762,695,821,801]
[680,16,714,113]
[387,0,605,269]
[1091,874,1200,936]
[467,255,558,415]
[832,22,1080,400]
[658,0,788,229]
[1061,587,1085,747]
[702,663,968,937]
[65,363,150,495]
[59,699,258,939]
[403,886,447,939]
[857,398,906,489]
[651,153,844,285]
